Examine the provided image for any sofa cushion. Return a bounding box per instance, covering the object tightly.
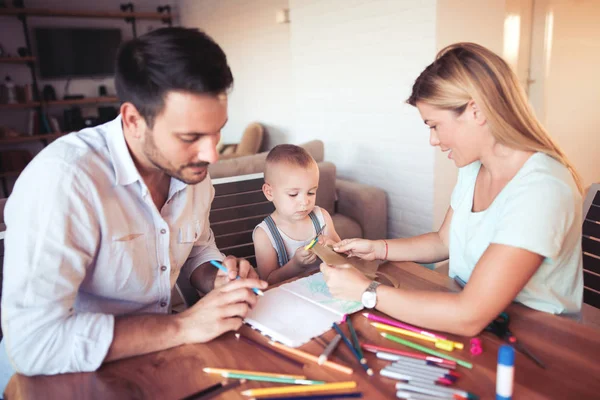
[208,140,324,179]
[209,152,268,179]
[332,213,362,240]
[316,161,336,215]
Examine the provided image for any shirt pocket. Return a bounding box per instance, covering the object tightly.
[173,220,203,268]
[178,220,202,244]
[107,232,154,294]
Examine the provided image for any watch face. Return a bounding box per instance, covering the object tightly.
[362,291,377,308]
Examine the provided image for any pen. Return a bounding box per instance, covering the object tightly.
[209,260,264,296]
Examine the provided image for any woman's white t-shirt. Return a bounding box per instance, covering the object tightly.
[449,152,583,314]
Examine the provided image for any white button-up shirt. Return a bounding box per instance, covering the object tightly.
[0,116,223,378]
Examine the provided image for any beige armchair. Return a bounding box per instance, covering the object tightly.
[219,122,265,159]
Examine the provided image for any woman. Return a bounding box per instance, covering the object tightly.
[322,43,584,336]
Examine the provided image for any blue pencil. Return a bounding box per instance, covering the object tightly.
[332,322,373,376]
[209,260,264,296]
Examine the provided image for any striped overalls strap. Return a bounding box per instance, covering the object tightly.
[263,215,290,267]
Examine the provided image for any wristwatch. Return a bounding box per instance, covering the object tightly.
[361,281,381,309]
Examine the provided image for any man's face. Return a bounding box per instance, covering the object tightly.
[143,91,228,184]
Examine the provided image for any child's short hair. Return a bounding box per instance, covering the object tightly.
[265,144,316,181]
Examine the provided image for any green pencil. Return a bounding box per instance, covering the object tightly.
[222,372,326,385]
[381,332,473,369]
[346,318,365,362]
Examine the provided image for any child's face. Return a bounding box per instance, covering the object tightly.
[264,162,319,221]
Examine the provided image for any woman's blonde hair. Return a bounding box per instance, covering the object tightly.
[407,42,583,193]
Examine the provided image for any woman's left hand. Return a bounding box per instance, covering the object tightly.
[320,262,371,302]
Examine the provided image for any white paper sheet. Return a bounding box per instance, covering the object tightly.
[244,273,363,347]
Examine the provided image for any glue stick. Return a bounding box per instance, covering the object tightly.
[496,345,515,400]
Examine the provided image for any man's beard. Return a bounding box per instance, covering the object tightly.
[143,128,210,185]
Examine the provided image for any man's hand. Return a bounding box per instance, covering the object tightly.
[320,262,371,301]
[177,277,268,344]
[214,255,260,289]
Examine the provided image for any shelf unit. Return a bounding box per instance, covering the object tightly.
[0,56,36,64]
[0,7,171,21]
[0,96,119,110]
[0,2,174,196]
[0,132,65,146]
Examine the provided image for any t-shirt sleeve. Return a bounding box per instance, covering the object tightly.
[491,176,576,259]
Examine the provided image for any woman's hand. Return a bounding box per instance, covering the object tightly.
[333,238,385,260]
[320,262,371,302]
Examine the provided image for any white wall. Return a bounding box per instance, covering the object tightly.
[433,0,506,230]
[180,0,437,238]
[529,0,600,188]
[289,0,437,238]
[178,0,293,150]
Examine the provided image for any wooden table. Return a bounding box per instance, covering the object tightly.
[5,262,600,400]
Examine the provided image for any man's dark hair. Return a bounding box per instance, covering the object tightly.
[115,27,233,127]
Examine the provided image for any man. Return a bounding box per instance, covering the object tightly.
[0,27,267,394]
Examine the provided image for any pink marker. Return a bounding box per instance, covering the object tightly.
[362,313,448,340]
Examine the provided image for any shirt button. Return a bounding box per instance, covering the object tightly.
[160,228,167,234]
[160,302,167,307]
[160,265,167,272]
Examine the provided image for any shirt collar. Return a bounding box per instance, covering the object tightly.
[105,115,190,198]
[105,115,143,187]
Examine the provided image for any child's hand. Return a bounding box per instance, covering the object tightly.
[293,246,318,266]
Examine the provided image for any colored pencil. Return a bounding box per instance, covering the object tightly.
[362,343,456,368]
[381,368,453,386]
[375,350,458,370]
[318,334,342,365]
[222,372,325,385]
[362,312,447,340]
[180,381,223,400]
[396,389,456,400]
[332,323,373,376]
[241,381,357,397]
[346,318,365,362]
[203,367,305,379]
[386,365,456,382]
[181,379,244,400]
[268,340,353,375]
[209,260,264,296]
[396,382,479,400]
[381,333,473,369]
[391,360,460,378]
[371,322,464,350]
[249,393,363,400]
[235,333,305,368]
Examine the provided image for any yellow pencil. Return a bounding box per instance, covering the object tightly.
[202,367,306,380]
[268,341,354,375]
[371,322,464,350]
[241,381,357,397]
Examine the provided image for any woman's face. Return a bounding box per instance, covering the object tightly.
[416,101,482,168]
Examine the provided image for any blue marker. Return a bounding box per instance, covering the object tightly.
[496,345,515,400]
[209,260,264,296]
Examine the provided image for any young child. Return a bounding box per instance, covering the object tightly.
[253,144,341,284]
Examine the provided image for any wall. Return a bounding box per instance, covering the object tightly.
[433,0,506,230]
[288,0,437,238]
[529,0,600,188]
[178,0,293,150]
[180,0,438,238]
